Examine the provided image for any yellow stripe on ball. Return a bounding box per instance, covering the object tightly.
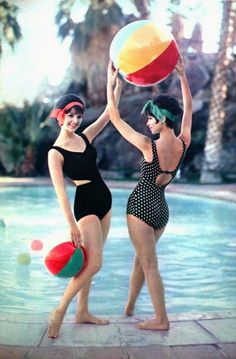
[118,22,172,74]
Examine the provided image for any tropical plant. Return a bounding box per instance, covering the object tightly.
[0,102,50,176]
[0,0,22,55]
[200,0,236,183]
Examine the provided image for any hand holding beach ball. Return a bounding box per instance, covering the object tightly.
[44,241,87,278]
[110,20,179,87]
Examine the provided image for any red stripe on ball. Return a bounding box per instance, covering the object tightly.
[126,40,179,86]
[44,242,76,275]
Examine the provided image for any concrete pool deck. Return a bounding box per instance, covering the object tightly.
[0,312,236,358]
[0,177,236,358]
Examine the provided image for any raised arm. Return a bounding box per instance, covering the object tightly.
[84,76,123,142]
[48,150,81,247]
[176,56,192,147]
[106,61,150,154]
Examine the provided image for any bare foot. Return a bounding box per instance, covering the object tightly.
[47,308,64,339]
[136,318,169,331]
[75,311,109,325]
[124,302,135,316]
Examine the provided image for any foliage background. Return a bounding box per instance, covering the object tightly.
[0,0,235,183]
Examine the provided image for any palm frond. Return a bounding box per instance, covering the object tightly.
[0,1,22,51]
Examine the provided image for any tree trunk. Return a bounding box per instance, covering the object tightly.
[71,24,120,105]
[200,0,236,183]
[133,0,150,19]
[68,0,125,105]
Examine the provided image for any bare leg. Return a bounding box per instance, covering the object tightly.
[124,224,165,316]
[75,210,111,325]
[127,215,169,330]
[75,279,109,324]
[124,255,144,316]
[48,215,105,339]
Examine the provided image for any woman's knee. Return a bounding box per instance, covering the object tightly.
[141,257,158,274]
[134,255,142,270]
[86,258,102,276]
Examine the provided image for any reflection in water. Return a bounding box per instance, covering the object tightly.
[0,186,235,316]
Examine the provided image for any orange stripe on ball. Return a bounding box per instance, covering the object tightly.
[118,22,173,74]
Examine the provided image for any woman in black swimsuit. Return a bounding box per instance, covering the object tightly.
[107,56,192,330]
[47,85,121,338]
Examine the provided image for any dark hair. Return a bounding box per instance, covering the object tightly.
[153,93,183,129]
[55,93,85,114]
[64,105,84,115]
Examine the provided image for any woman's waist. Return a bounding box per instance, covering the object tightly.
[132,181,165,195]
[137,177,166,188]
[73,177,103,186]
[72,179,91,186]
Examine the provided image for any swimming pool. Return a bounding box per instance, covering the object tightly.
[0,185,236,317]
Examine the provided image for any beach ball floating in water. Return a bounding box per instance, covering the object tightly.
[30,239,43,251]
[17,252,31,265]
[0,218,6,227]
[44,241,87,278]
[110,20,179,86]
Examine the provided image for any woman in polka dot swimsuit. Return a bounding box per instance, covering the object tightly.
[107,56,192,331]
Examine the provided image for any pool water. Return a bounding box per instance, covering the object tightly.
[0,186,236,316]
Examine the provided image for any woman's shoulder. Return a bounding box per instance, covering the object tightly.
[178,134,190,149]
[48,146,64,160]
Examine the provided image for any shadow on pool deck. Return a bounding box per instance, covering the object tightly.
[0,178,236,358]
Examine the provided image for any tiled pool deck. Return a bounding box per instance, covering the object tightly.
[0,312,236,358]
[0,177,236,358]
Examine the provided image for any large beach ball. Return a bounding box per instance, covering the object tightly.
[110,20,179,87]
[44,242,87,278]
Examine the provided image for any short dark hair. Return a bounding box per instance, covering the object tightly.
[153,94,183,129]
[55,93,85,114]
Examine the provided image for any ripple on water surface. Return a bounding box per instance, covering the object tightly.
[0,186,235,316]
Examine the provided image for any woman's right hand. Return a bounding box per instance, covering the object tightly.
[115,74,123,91]
[69,222,82,248]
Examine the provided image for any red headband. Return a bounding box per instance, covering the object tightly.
[50,101,84,126]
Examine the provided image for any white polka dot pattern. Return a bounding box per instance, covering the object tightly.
[127,140,186,229]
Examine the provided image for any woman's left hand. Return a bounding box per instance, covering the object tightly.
[175,55,185,77]
[107,60,119,88]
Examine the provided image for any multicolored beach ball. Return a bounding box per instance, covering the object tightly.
[110,20,179,87]
[44,242,87,278]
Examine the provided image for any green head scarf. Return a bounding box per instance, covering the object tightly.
[141,100,176,123]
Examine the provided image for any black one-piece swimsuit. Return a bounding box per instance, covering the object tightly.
[127,139,186,229]
[52,133,111,221]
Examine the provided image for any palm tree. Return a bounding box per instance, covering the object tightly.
[200,0,236,183]
[0,1,22,55]
[133,0,150,19]
[55,0,152,104]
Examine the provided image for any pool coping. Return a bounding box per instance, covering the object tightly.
[1,177,236,357]
[1,176,236,203]
[0,313,236,358]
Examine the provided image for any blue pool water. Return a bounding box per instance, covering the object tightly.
[0,185,236,316]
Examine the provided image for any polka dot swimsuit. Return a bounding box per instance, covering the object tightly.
[127,139,186,229]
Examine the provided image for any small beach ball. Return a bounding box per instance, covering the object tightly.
[110,20,179,86]
[0,218,6,227]
[44,241,87,278]
[30,239,43,251]
[17,252,31,265]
